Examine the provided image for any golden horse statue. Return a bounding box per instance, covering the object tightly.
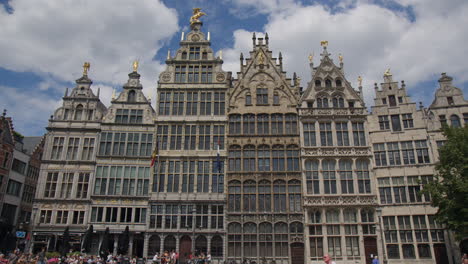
[190,8,206,24]
[320,40,328,47]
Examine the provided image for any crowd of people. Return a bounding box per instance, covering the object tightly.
[152,250,211,264]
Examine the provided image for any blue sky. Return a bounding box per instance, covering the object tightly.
[0,0,467,136]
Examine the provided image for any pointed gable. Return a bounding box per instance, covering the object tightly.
[52,63,107,122]
[229,33,300,111]
[102,65,156,125]
[301,44,364,109]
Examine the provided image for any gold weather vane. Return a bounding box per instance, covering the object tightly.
[358,76,362,86]
[133,60,139,72]
[83,62,90,76]
[338,53,343,63]
[384,68,391,76]
[320,40,328,47]
[190,8,206,24]
[308,52,314,63]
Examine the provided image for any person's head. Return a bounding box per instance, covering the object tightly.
[374,256,378,259]
[323,254,331,262]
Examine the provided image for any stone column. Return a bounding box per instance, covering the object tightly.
[113,234,118,256]
[175,235,180,253]
[160,235,164,254]
[143,233,150,258]
[207,235,211,255]
[128,233,134,257]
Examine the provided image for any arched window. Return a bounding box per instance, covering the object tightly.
[243,180,256,212]
[325,79,332,88]
[339,97,345,107]
[271,114,283,134]
[339,159,353,194]
[343,209,357,222]
[229,114,241,135]
[74,104,83,120]
[128,90,136,102]
[228,180,241,212]
[317,97,329,108]
[257,114,269,135]
[322,159,337,194]
[315,79,321,87]
[211,236,223,257]
[195,235,207,254]
[290,222,303,234]
[228,145,241,171]
[272,145,285,171]
[451,114,461,127]
[243,223,257,257]
[333,96,345,108]
[227,223,241,256]
[245,93,252,106]
[258,145,271,171]
[243,145,256,171]
[288,180,301,212]
[259,222,273,256]
[286,145,299,171]
[336,79,342,87]
[285,114,298,134]
[305,160,319,194]
[274,222,289,256]
[273,180,286,212]
[356,159,370,193]
[243,114,255,134]
[148,235,161,256]
[258,180,271,212]
[326,209,340,223]
[164,235,176,252]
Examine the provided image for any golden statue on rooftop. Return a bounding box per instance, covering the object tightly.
[133,60,139,72]
[308,52,314,63]
[338,53,343,63]
[358,76,362,86]
[190,8,206,24]
[384,68,392,76]
[320,40,328,47]
[83,62,90,76]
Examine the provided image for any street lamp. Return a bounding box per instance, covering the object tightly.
[375,208,388,264]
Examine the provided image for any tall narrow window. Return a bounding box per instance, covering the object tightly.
[81,138,95,160]
[66,137,80,160]
[189,47,200,60]
[272,145,285,171]
[175,66,186,83]
[243,180,256,212]
[373,143,387,166]
[285,114,298,134]
[229,115,241,135]
[243,114,255,135]
[197,161,209,193]
[171,92,184,115]
[258,180,271,212]
[325,79,332,88]
[256,88,268,105]
[415,140,430,163]
[200,92,212,115]
[356,160,370,193]
[305,160,319,194]
[74,105,83,120]
[378,115,390,130]
[288,180,301,212]
[271,114,283,134]
[245,93,252,106]
[322,160,337,194]
[159,92,171,115]
[228,181,241,212]
[273,180,286,212]
[303,123,316,146]
[243,145,256,172]
[339,159,353,194]
[186,92,198,115]
[273,92,280,105]
[258,145,270,171]
[388,95,397,106]
[336,122,349,146]
[214,92,225,115]
[51,137,65,160]
[128,90,136,102]
[198,125,211,150]
[286,145,299,171]
[391,115,402,131]
[451,114,461,127]
[228,146,241,172]
[320,123,333,146]
[257,114,269,135]
[402,114,414,128]
[352,122,366,146]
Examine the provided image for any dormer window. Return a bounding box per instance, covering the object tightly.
[315,80,321,87]
[74,105,83,121]
[336,79,342,87]
[189,47,201,60]
[181,52,187,60]
[447,96,454,105]
[256,88,268,105]
[325,79,332,88]
[128,90,136,103]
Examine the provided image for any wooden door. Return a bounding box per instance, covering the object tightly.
[364,237,378,264]
[290,243,304,264]
[179,236,192,264]
[434,243,449,264]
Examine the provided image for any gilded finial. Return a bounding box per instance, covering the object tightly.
[308,52,314,63]
[190,8,206,25]
[338,53,343,63]
[82,62,90,76]
[320,40,328,47]
[358,76,362,86]
[111,88,116,100]
[132,60,139,72]
[384,68,391,76]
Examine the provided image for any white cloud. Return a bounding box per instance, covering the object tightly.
[222,0,468,103]
[0,85,61,135]
[0,0,179,90]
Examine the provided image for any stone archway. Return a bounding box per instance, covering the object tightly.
[179,235,192,264]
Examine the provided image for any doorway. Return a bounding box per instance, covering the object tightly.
[290,242,304,264]
[179,236,192,264]
[434,243,449,264]
[364,237,378,264]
